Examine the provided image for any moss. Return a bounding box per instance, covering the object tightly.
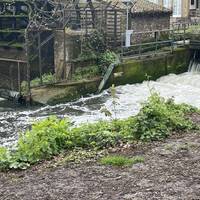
[107,56,167,86]
[167,48,190,74]
[45,80,100,105]
[32,48,190,105]
[107,47,189,88]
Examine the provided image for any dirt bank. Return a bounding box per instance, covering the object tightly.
[1,116,200,200]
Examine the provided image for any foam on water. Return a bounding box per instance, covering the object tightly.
[1,71,200,147]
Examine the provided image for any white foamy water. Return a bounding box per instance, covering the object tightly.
[1,71,200,148]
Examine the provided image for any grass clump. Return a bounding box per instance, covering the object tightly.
[0,93,198,170]
[100,155,144,167]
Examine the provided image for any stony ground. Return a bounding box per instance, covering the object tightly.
[1,116,200,200]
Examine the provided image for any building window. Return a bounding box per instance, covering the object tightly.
[148,0,159,4]
[163,0,171,8]
[190,0,197,9]
[191,0,195,5]
[173,0,182,17]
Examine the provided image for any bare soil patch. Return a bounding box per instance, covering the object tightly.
[1,115,200,200]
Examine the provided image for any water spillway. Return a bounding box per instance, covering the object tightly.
[188,50,200,73]
[1,70,200,148]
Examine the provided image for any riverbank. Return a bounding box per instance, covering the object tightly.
[30,47,190,105]
[0,113,200,199]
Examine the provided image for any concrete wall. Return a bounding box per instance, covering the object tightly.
[31,47,190,105]
[54,29,81,80]
[107,48,190,87]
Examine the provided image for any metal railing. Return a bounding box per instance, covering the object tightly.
[120,22,200,59]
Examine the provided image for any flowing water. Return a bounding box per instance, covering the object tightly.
[1,69,200,148]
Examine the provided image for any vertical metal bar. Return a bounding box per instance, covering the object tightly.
[114,10,117,47]
[138,33,142,58]
[126,5,129,30]
[38,31,43,85]
[25,29,31,100]
[183,24,186,46]
[9,65,13,90]
[155,31,158,56]
[171,29,174,53]
[105,9,108,47]
[18,62,21,94]
[63,27,66,80]
[85,10,88,36]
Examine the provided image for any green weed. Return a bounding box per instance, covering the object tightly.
[100,155,144,167]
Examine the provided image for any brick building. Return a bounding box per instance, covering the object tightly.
[130,0,171,32]
[149,0,200,21]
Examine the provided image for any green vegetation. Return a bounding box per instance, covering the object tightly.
[72,50,118,80]
[0,93,198,170]
[72,65,100,81]
[100,155,144,167]
[21,73,56,95]
[73,30,118,78]
[133,93,197,141]
[186,25,200,34]
[98,50,117,74]
[30,73,56,87]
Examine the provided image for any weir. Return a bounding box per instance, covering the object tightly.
[1,0,200,104]
[188,50,200,73]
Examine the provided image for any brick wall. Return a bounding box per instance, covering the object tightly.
[131,14,170,32]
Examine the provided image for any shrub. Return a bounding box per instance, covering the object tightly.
[98,50,118,74]
[0,93,198,170]
[15,116,71,164]
[134,93,196,141]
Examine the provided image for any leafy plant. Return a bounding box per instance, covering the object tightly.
[15,116,71,164]
[0,147,11,170]
[21,73,56,95]
[0,93,198,170]
[134,93,196,141]
[98,50,117,74]
[72,65,100,81]
[31,73,56,87]
[101,84,119,120]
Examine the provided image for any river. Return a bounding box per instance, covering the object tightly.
[1,72,200,148]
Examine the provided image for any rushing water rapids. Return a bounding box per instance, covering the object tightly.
[1,71,200,148]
